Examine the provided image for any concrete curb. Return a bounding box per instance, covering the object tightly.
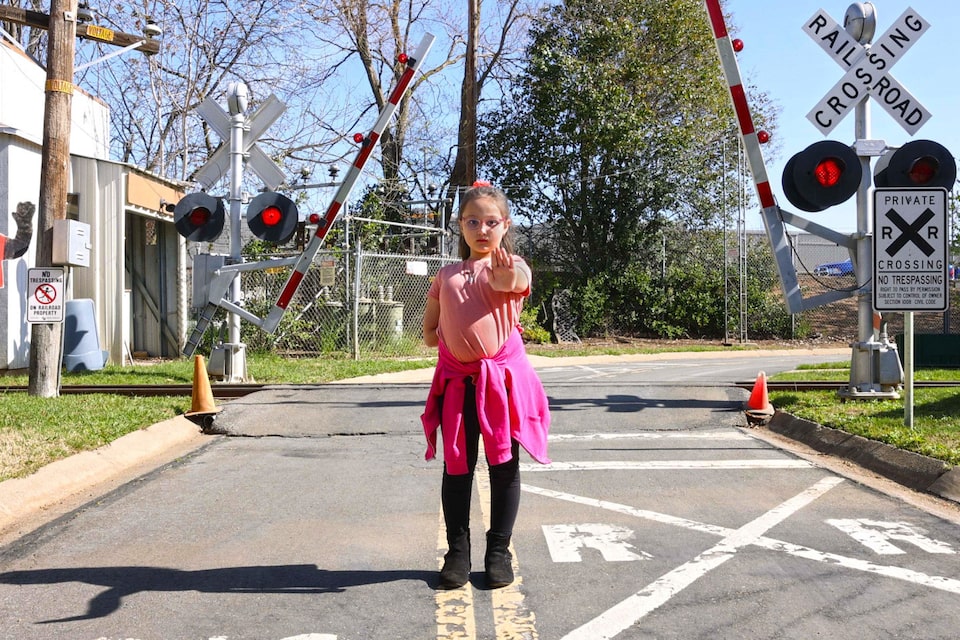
[0,415,206,536]
[766,411,960,504]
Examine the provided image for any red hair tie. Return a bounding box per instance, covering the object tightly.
[472,180,492,187]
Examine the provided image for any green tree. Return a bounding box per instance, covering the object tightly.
[480,0,774,282]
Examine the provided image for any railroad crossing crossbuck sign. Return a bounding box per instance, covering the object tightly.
[192,93,287,190]
[804,6,931,135]
[873,188,948,312]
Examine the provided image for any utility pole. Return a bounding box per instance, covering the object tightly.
[0,2,160,397]
[28,0,76,398]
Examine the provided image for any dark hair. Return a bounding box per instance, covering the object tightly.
[456,185,515,259]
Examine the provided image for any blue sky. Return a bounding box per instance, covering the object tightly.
[722,0,958,233]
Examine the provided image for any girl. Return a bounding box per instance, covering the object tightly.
[421,183,551,590]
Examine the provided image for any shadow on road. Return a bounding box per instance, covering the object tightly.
[0,564,436,623]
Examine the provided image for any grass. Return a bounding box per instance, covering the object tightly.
[770,361,960,466]
[1,344,957,482]
[0,354,439,482]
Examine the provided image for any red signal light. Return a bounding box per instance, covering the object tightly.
[247,192,299,244]
[308,213,321,225]
[732,38,744,52]
[353,133,365,143]
[188,207,211,226]
[261,205,283,227]
[907,156,938,185]
[398,53,409,64]
[874,140,956,189]
[757,130,770,144]
[814,157,844,188]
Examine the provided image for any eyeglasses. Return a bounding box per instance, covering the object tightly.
[462,218,504,231]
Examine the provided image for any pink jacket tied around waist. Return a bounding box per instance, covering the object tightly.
[421,329,551,475]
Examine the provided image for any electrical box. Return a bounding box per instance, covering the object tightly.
[192,253,227,311]
[52,219,91,267]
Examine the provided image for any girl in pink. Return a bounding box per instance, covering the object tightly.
[421,183,551,590]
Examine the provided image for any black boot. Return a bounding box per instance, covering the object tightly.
[485,531,514,588]
[439,529,471,589]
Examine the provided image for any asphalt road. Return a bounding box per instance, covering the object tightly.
[2,350,960,639]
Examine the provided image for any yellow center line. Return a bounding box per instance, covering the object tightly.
[476,456,540,640]
[435,508,476,639]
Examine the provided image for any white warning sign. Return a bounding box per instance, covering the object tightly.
[873,188,948,312]
[27,267,65,323]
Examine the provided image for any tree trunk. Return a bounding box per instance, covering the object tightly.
[445,0,479,216]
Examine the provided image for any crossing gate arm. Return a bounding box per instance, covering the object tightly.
[261,33,436,334]
[702,1,858,315]
[182,33,436,355]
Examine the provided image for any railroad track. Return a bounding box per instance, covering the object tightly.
[1,381,956,397]
[735,380,960,392]
[0,384,266,397]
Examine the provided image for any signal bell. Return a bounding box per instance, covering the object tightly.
[782,140,862,213]
[173,192,225,242]
[874,139,957,190]
[247,192,299,244]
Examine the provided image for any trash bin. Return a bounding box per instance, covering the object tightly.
[63,298,108,372]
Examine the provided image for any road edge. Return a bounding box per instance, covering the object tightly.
[0,415,209,543]
[765,410,960,504]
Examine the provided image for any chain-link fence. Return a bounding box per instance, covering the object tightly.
[231,249,455,358]
[785,232,960,344]
[528,226,960,347]
[208,226,957,357]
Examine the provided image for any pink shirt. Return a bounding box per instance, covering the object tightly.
[428,257,531,363]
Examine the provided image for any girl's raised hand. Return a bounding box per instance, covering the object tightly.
[489,247,519,292]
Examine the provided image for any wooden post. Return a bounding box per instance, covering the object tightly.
[27,0,76,398]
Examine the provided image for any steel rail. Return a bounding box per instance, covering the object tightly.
[1,380,956,397]
[0,384,265,397]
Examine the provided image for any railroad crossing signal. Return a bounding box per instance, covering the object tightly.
[181,34,437,357]
[246,192,299,244]
[781,140,862,212]
[804,6,931,136]
[874,139,957,189]
[173,192,226,242]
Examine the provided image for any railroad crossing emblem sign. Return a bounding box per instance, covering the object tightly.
[803,6,931,135]
[191,93,287,190]
[27,267,65,323]
[873,188,948,312]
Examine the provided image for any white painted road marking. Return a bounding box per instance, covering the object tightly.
[549,432,751,441]
[542,524,652,563]
[827,518,956,555]
[525,484,960,597]
[559,477,843,639]
[522,460,814,472]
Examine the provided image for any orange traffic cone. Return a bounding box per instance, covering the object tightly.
[185,354,221,418]
[744,370,774,425]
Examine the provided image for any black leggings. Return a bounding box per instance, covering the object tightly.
[441,378,521,538]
